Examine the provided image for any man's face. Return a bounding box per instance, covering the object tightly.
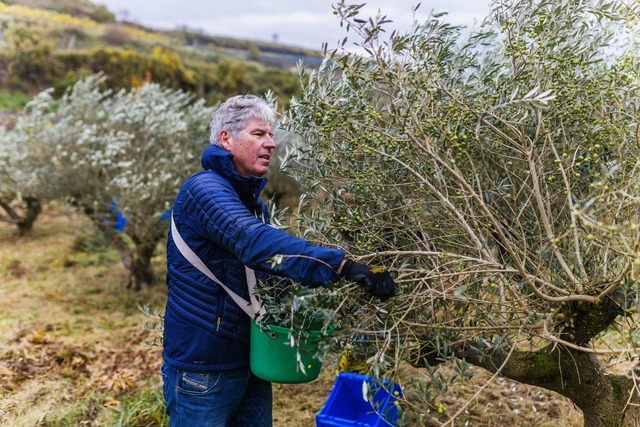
[219,118,276,177]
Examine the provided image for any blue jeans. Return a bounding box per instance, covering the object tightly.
[161,364,272,427]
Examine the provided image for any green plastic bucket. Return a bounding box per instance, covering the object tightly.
[250,320,333,384]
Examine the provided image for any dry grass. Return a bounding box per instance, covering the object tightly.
[0,204,167,426]
[0,204,583,426]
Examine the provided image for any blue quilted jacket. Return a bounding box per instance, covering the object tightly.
[162,145,345,372]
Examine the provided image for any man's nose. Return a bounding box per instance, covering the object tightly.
[264,136,276,149]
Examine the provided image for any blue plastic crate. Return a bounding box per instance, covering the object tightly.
[316,372,403,427]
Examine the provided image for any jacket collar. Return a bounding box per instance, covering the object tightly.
[200,145,267,203]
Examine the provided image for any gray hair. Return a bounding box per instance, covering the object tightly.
[209,94,277,146]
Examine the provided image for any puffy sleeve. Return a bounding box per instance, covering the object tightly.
[180,172,345,288]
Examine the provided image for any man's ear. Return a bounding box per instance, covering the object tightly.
[219,130,232,151]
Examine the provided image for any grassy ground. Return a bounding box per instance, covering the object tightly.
[0,204,583,426]
[0,91,30,112]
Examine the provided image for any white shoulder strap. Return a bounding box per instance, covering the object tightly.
[170,213,266,322]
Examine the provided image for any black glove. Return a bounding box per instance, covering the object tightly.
[340,259,396,300]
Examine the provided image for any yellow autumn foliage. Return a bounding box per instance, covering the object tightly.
[0,3,167,44]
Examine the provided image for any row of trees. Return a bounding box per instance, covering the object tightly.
[282,0,640,425]
[0,76,215,288]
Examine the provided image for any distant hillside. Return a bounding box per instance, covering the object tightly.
[0,0,324,111]
[1,0,324,68]
[2,0,115,22]
[166,27,324,68]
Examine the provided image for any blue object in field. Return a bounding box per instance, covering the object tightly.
[316,373,403,427]
[113,210,127,232]
[158,209,171,223]
[107,198,171,232]
[108,199,128,232]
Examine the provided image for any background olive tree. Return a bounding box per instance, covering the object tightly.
[8,75,215,288]
[282,0,640,425]
[0,124,44,236]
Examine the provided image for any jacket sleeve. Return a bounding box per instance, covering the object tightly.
[183,173,345,288]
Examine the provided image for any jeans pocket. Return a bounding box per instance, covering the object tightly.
[177,371,221,396]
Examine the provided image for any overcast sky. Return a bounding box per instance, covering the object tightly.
[95,1,491,52]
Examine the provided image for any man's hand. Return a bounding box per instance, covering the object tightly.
[340,259,396,300]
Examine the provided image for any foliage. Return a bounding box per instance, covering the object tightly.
[41,74,211,209]
[110,385,169,426]
[1,20,60,90]
[53,47,192,94]
[0,2,165,43]
[71,226,111,253]
[0,110,46,234]
[0,90,29,111]
[0,2,100,30]
[257,275,330,329]
[283,0,640,424]
[51,47,302,104]
[3,0,116,23]
[262,131,305,210]
[3,74,215,287]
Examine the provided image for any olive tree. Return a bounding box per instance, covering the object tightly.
[283,0,640,425]
[15,75,215,288]
[0,125,44,236]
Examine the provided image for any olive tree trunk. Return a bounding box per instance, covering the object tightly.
[456,344,640,426]
[418,291,640,427]
[90,215,160,290]
[0,196,42,236]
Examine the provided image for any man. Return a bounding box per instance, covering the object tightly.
[162,94,395,426]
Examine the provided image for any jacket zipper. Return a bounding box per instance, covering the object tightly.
[216,316,221,332]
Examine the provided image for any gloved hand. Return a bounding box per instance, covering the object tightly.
[340,259,396,301]
[338,344,370,374]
